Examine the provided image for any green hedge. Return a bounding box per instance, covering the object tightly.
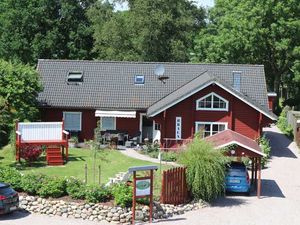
[37,176,67,198]
[21,173,46,195]
[0,167,22,191]
[111,183,132,207]
[66,177,86,199]
[0,167,115,203]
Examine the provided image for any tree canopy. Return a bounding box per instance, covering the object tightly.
[88,0,206,62]
[191,0,300,104]
[0,60,42,146]
[0,0,96,65]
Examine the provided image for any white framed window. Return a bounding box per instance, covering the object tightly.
[195,122,228,137]
[63,112,82,131]
[101,117,116,131]
[196,92,228,111]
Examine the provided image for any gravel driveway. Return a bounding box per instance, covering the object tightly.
[1,126,299,225]
[157,126,300,225]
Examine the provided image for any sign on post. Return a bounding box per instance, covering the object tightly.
[128,165,158,225]
[136,179,151,196]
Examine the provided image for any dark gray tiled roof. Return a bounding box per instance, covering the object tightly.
[37,59,272,117]
[147,71,215,116]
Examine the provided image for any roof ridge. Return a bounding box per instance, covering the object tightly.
[37,59,265,67]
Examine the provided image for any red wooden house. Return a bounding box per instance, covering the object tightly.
[37,60,277,146]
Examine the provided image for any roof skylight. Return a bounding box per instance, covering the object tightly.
[134,75,145,85]
[67,71,83,83]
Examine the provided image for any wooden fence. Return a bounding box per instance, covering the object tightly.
[160,167,189,205]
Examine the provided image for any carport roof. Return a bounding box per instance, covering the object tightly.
[205,129,265,157]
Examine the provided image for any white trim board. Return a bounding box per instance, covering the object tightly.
[95,110,136,118]
[148,81,276,121]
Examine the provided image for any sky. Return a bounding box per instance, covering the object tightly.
[194,0,215,7]
[115,0,215,11]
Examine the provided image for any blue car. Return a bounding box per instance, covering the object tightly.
[225,162,250,195]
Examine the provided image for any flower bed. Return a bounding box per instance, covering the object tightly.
[1,166,208,223]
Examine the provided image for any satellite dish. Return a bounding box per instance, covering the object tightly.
[154,64,169,84]
[154,65,165,77]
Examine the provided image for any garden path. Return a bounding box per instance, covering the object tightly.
[119,148,179,166]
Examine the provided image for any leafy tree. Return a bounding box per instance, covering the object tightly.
[0,0,96,65]
[88,0,205,62]
[192,0,300,106]
[0,60,42,146]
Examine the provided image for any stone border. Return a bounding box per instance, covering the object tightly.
[19,195,208,224]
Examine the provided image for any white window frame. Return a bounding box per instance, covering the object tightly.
[196,92,229,111]
[195,122,228,137]
[63,111,82,131]
[100,117,116,131]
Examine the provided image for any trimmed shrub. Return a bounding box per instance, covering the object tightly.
[85,185,111,203]
[21,173,46,195]
[111,183,132,207]
[178,137,228,202]
[0,166,23,191]
[37,176,67,198]
[20,145,42,162]
[66,177,86,200]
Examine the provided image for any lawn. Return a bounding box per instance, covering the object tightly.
[0,145,172,198]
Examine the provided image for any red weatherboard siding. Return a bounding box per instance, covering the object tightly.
[41,108,142,140]
[153,84,270,141]
[233,101,260,140]
[116,114,140,137]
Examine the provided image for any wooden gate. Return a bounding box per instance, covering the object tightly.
[160,167,189,205]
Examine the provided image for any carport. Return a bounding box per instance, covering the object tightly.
[206,129,265,198]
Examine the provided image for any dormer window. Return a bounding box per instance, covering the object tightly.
[233,71,241,91]
[134,75,145,85]
[67,71,83,83]
[196,92,228,111]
